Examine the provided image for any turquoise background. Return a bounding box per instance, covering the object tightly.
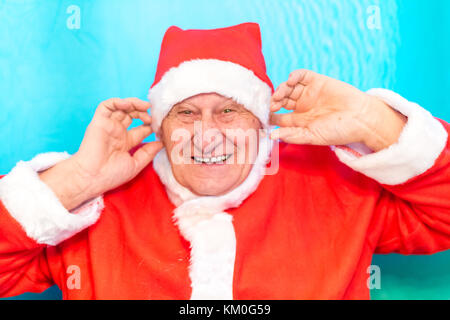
[0,0,449,299]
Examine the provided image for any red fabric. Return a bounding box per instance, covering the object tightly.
[151,23,274,91]
[1,122,450,299]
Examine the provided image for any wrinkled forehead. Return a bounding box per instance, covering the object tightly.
[171,93,240,110]
[148,60,272,133]
[158,92,263,141]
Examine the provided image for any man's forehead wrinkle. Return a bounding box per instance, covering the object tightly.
[175,96,237,109]
[175,101,198,108]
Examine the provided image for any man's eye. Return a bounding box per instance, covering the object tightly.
[223,108,234,114]
[179,110,193,115]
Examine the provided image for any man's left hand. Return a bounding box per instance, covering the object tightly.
[269,69,407,152]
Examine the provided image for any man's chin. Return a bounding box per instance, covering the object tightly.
[176,166,252,196]
[188,181,239,197]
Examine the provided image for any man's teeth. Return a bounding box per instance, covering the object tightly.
[192,154,231,164]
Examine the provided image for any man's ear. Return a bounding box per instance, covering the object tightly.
[155,129,162,140]
[151,118,163,140]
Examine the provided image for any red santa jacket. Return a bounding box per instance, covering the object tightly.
[0,89,449,299]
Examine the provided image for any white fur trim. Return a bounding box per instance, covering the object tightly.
[177,212,236,300]
[342,142,374,156]
[0,152,103,246]
[153,136,273,299]
[148,59,273,132]
[153,150,197,207]
[334,89,448,185]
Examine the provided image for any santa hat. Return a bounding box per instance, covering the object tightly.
[148,22,274,132]
[149,23,276,300]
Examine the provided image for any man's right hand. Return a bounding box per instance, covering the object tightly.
[39,98,164,211]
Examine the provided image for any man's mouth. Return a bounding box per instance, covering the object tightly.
[191,154,233,164]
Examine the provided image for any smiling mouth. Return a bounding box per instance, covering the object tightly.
[191,154,233,164]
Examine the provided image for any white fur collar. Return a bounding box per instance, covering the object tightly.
[153,135,273,211]
[152,136,273,299]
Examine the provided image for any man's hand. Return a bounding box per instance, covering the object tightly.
[39,98,163,211]
[269,69,407,152]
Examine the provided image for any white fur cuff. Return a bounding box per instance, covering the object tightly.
[0,152,103,246]
[333,89,448,185]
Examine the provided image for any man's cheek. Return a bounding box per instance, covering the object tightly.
[168,128,192,165]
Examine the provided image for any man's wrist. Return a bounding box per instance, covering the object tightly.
[359,95,407,152]
[39,157,96,211]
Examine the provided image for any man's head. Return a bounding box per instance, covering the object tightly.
[160,92,262,196]
[148,23,274,198]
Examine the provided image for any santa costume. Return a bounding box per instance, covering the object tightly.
[0,23,449,300]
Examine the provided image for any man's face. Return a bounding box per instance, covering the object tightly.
[160,93,262,196]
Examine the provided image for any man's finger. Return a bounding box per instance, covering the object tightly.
[94,97,122,118]
[271,82,294,104]
[128,110,152,125]
[94,98,135,122]
[289,83,305,101]
[127,125,153,150]
[110,110,127,122]
[270,127,297,140]
[118,111,152,129]
[285,98,297,110]
[269,112,312,127]
[270,113,295,127]
[123,97,152,112]
[104,98,135,113]
[287,69,311,87]
[132,141,164,174]
[96,98,151,119]
[270,101,284,112]
[270,127,315,145]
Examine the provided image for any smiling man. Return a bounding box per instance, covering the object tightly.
[0,23,449,300]
[160,93,263,197]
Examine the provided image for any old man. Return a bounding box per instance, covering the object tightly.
[0,23,449,299]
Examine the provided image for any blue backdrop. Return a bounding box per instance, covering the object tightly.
[0,0,449,299]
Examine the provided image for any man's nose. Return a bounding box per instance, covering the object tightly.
[193,115,223,153]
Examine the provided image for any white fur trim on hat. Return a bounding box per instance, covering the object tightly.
[333,89,448,185]
[148,59,273,132]
[0,152,103,246]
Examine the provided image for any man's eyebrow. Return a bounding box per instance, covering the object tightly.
[173,102,197,109]
[173,98,241,109]
[220,99,242,108]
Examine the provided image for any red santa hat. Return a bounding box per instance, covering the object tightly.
[148,22,274,132]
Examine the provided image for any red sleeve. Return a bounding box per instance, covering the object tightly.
[369,119,450,254]
[0,176,54,298]
[0,151,103,297]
